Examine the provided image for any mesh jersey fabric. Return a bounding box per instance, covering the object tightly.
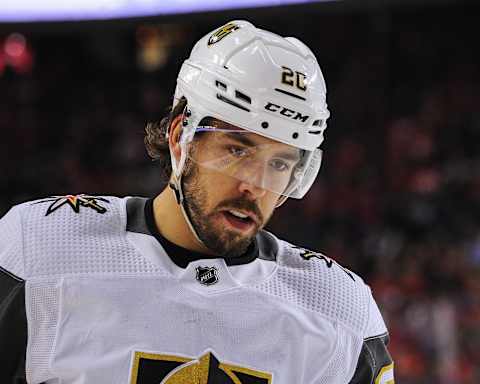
[0,205,25,278]
[0,195,391,384]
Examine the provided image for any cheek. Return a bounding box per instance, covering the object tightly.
[196,165,279,221]
[259,193,279,221]
[196,168,238,206]
[206,168,240,191]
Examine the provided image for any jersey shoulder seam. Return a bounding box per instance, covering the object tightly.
[12,203,26,280]
[364,331,388,342]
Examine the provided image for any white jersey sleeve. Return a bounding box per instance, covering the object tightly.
[0,204,26,278]
[348,284,394,384]
[349,278,395,384]
[0,204,28,383]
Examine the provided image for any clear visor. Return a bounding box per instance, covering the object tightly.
[187,125,322,199]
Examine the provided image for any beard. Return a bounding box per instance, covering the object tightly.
[181,161,265,257]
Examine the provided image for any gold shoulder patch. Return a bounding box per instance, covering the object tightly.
[375,362,395,384]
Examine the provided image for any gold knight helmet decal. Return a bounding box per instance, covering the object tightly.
[130,350,272,384]
[207,22,240,46]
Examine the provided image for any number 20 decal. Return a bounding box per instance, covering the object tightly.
[281,66,307,91]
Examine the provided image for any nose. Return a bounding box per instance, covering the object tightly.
[238,179,267,199]
[235,161,268,199]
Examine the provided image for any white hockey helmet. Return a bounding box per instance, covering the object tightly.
[171,20,330,201]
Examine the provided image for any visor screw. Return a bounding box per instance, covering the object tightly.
[292,132,299,139]
[185,109,192,117]
[261,121,269,129]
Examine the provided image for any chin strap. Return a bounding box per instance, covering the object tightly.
[167,104,208,248]
[275,195,288,208]
[169,176,206,247]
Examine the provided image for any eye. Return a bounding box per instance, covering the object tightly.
[228,145,249,158]
[269,158,291,172]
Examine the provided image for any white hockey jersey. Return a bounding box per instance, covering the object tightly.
[0,195,394,384]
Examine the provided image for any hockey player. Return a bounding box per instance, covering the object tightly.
[0,21,394,383]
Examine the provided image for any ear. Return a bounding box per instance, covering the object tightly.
[168,114,184,163]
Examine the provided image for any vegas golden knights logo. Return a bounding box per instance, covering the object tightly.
[208,22,240,46]
[32,194,109,216]
[293,246,355,281]
[130,350,272,384]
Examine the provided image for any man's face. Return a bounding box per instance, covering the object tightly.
[181,125,299,257]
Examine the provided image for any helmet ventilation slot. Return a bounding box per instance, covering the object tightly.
[216,94,250,112]
[235,90,251,104]
[308,119,324,134]
[274,88,306,101]
[215,80,227,91]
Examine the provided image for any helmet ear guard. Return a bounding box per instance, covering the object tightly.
[167,103,198,187]
[166,115,184,201]
[166,104,208,245]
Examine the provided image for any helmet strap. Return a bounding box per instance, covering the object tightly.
[169,146,208,248]
[275,195,289,208]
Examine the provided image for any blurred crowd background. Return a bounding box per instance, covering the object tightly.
[1,1,479,383]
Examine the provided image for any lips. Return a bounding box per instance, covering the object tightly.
[222,208,259,226]
[220,210,257,232]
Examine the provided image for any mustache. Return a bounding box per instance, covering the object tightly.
[217,198,264,224]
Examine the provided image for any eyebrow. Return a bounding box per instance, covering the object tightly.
[223,132,301,162]
[224,131,256,147]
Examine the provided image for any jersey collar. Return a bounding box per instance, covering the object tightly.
[144,198,259,269]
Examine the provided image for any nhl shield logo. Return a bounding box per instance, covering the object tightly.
[196,266,219,286]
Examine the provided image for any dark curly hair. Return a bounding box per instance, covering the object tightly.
[144,96,187,181]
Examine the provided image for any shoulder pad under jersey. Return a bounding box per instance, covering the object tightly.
[4,195,160,279]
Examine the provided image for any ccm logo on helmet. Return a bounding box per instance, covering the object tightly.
[264,102,310,123]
